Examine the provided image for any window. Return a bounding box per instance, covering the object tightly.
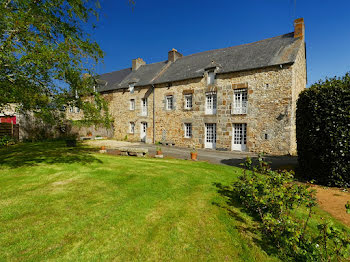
[130,99,135,110]
[207,71,215,85]
[69,106,74,113]
[166,95,173,110]
[232,88,248,115]
[184,123,192,138]
[141,98,147,116]
[75,107,80,113]
[184,94,192,109]
[129,122,135,134]
[205,92,217,114]
[129,83,135,94]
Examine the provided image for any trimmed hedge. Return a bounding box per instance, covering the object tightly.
[296,73,350,187]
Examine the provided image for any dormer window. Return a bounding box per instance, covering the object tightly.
[129,83,135,94]
[207,71,215,85]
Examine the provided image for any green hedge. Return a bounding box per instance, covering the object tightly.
[296,73,350,187]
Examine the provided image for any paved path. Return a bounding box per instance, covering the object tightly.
[87,139,298,170]
[133,143,298,170]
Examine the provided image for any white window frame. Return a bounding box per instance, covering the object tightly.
[205,92,217,115]
[207,71,215,85]
[184,94,192,109]
[75,107,80,113]
[69,106,74,113]
[166,95,174,110]
[129,83,135,94]
[141,98,147,116]
[232,88,248,115]
[184,123,192,138]
[130,99,135,110]
[129,122,135,134]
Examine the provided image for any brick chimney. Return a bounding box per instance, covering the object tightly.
[294,18,305,39]
[168,48,183,62]
[132,58,146,71]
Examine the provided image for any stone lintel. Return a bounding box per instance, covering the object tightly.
[205,86,217,93]
[182,89,194,94]
[203,115,217,123]
[232,83,248,89]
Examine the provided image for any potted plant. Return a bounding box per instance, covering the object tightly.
[101,145,106,151]
[87,131,92,137]
[190,148,197,161]
[156,146,162,155]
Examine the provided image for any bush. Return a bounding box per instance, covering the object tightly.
[296,73,350,187]
[232,156,350,261]
[0,135,15,147]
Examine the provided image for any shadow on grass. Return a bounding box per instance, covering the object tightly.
[213,182,281,259]
[220,155,298,170]
[0,141,102,168]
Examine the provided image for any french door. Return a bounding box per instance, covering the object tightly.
[140,122,147,142]
[205,123,216,149]
[232,123,247,151]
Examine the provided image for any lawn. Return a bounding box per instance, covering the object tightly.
[0,142,346,261]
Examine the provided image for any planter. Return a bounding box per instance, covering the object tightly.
[101,146,106,150]
[156,150,162,155]
[66,139,77,147]
[190,152,197,161]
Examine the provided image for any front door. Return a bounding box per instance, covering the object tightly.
[205,123,216,149]
[140,122,147,142]
[232,123,247,151]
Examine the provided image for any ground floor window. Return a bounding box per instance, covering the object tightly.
[129,122,135,134]
[232,123,247,151]
[184,123,192,138]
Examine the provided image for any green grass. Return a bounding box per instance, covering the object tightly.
[0,142,345,261]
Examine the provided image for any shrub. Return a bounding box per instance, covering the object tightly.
[232,157,350,261]
[0,135,15,147]
[296,73,350,187]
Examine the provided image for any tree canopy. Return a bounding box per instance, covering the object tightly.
[0,0,109,125]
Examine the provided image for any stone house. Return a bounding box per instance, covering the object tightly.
[86,18,307,155]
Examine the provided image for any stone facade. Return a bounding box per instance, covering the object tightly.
[104,40,306,155]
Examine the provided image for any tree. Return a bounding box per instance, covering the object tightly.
[0,0,109,125]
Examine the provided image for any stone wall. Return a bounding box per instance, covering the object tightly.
[152,65,294,155]
[290,42,307,154]
[105,87,154,143]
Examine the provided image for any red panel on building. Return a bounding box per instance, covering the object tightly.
[0,116,16,124]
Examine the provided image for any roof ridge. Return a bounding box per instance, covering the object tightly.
[98,67,131,77]
[179,32,294,60]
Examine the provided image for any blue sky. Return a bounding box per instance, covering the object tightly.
[93,0,350,87]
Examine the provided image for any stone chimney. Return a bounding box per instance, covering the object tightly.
[168,48,183,62]
[294,18,305,39]
[132,58,146,71]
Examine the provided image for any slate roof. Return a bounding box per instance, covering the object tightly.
[97,68,132,92]
[97,32,302,92]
